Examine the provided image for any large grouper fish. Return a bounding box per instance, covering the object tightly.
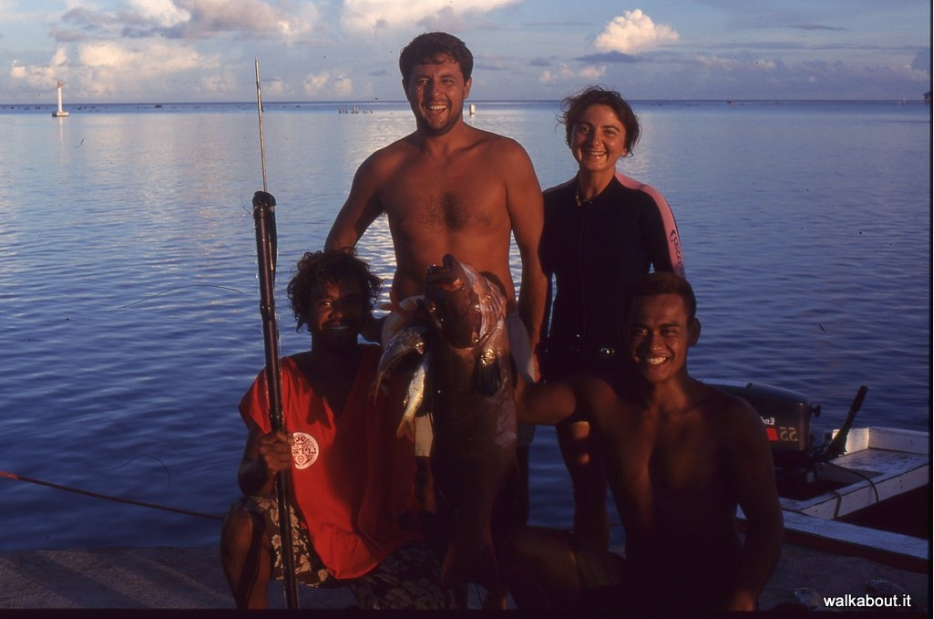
[376,254,518,593]
[424,254,518,590]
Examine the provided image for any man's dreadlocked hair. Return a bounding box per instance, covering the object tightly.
[287,250,382,333]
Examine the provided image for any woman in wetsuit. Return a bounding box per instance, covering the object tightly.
[539,86,685,546]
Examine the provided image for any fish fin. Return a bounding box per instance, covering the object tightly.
[396,415,418,441]
[475,351,503,396]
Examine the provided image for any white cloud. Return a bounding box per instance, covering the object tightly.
[341,0,520,32]
[304,70,354,98]
[9,38,218,100]
[78,42,139,69]
[78,40,213,96]
[538,63,605,84]
[129,0,191,28]
[594,9,678,54]
[199,65,242,95]
[689,55,778,72]
[9,47,69,88]
[10,61,57,89]
[51,47,68,68]
[690,54,744,71]
[8,0,323,102]
[579,64,607,81]
[55,0,319,42]
[174,0,318,39]
[753,59,778,71]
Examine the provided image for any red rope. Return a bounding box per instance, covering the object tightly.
[0,470,223,521]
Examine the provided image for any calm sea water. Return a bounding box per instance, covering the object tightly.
[0,99,929,551]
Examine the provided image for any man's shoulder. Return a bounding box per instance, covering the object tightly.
[697,381,755,412]
[364,134,417,164]
[570,372,626,410]
[698,382,769,436]
[468,127,530,159]
[476,126,519,144]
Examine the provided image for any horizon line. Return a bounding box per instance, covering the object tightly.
[1,96,929,108]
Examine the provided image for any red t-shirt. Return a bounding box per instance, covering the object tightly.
[239,344,421,579]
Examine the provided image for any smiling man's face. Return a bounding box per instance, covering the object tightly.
[626,293,700,385]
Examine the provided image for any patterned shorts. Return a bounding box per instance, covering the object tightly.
[229,496,453,609]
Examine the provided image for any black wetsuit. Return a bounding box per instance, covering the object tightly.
[539,172,685,380]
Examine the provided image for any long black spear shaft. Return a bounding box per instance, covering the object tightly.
[254,58,300,609]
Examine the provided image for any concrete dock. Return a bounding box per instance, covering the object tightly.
[0,542,928,614]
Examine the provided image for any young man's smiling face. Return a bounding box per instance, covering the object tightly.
[308,279,366,349]
[404,56,471,136]
[626,293,700,384]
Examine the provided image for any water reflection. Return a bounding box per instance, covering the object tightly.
[0,101,928,551]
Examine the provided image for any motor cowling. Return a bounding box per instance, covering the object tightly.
[705,381,821,469]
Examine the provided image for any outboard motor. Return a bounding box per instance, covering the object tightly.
[705,381,821,469]
[707,381,871,499]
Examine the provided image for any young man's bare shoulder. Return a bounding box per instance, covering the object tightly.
[697,383,753,414]
[700,384,767,437]
[571,373,624,410]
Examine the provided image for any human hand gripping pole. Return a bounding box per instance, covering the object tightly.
[253,58,300,610]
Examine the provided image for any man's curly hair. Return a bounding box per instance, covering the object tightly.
[624,272,697,322]
[287,250,382,333]
[399,32,473,88]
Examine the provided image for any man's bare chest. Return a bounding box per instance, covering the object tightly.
[382,180,506,234]
[602,420,725,496]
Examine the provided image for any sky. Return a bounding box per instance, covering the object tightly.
[1,0,930,104]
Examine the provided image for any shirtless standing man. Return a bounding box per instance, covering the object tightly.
[324,34,545,604]
[505,272,783,613]
[324,31,546,361]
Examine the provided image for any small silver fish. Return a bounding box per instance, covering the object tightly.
[396,352,430,440]
[374,325,426,397]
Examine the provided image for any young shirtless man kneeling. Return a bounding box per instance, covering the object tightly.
[505,272,783,613]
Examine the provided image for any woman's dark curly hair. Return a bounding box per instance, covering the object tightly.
[559,85,641,155]
[287,250,382,333]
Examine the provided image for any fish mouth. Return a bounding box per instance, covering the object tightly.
[426,254,465,290]
[425,254,485,348]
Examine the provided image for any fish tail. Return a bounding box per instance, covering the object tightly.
[440,533,499,591]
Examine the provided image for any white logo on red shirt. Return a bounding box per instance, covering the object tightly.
[291,432,319,469]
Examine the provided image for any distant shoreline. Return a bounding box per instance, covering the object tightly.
[2,98,929,113]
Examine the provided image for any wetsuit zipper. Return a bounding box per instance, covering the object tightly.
[576,196,588,349]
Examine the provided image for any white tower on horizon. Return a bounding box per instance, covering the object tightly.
[52,81,69,118]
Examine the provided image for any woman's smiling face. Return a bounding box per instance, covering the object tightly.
[569,103,628,174]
